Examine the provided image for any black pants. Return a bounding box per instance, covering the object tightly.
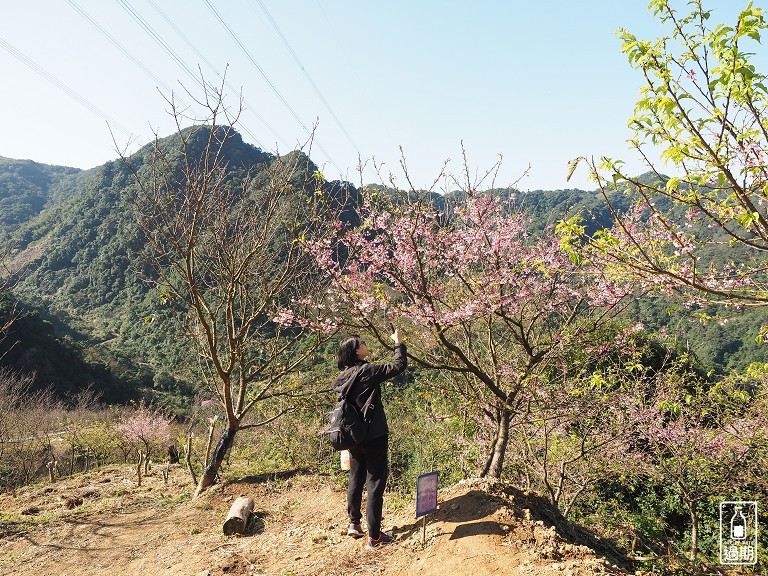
[347,434,388,538]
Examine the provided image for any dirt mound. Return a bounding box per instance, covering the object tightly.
[0,466,630,576]
[388,479,628,576]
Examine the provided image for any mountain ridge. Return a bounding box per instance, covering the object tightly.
[1,128,766,406]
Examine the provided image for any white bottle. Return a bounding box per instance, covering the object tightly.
[340,449,351,471]
[730,506,747,540]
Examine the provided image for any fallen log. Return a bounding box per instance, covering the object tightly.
[223,497,254,535]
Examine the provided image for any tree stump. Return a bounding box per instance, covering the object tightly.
[223,497,254,535]
[168,444,180,464]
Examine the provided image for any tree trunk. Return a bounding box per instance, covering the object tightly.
[482,409,511,479]
[480,434,498,477]
[193,426,238,499]
[143,442,152,475]
[168,444,180,464]
[688,500,698,561]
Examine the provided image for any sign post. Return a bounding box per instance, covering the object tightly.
[416,471,438,545]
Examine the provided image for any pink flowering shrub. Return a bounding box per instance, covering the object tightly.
[118,403,174,469]
[627,372,767,561]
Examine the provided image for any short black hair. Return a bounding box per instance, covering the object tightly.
[337,335,364,370]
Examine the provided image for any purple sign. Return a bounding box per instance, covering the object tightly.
[416,471,438,518]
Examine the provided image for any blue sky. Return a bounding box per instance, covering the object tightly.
[0,1,764,191]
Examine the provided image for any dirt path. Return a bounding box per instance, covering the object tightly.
[0,466,630,576]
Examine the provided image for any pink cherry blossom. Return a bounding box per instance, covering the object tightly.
[294,186,637,477]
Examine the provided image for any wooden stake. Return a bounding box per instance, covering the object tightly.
[422,515,427,545]
[46,460,57,484]
[185,435,198,486]
[137,449,145,486]
[205,416,219,464]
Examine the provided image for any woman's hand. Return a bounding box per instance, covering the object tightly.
[390,327,403,345]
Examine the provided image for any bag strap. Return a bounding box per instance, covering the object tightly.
[338,365,375,419]
[338,364,363,400]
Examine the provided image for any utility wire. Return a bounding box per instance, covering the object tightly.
[115,0,207,94]
[0,35,133,137]
[143,0,288,151]
[253,0,360,155]
[65,0,175,99]
[69,0,267,152]
[203,0,343,175]
[116,0,267,149]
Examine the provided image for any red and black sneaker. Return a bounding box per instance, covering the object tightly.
[366,529,394,550]
[347,523,365,538]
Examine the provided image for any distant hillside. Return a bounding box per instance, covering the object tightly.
[0,157,82,232]
[1,129,296,405]
[1,132,766,408]
[0,295,135,403]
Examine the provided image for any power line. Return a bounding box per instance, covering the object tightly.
[203,0,343,174]
[116,0,268,150]
[253,0,360,155]
[67,0,268,153]
[0,35,133,137]
[64,0,175,98]
[115,0,207,94]
[143,0,289,151]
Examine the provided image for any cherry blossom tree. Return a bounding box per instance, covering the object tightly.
[557,3,768,558]
[566,1,768,316]
[118,403,174,476]
[303,173,631,478]
[505,324,656,517]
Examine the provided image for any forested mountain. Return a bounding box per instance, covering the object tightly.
[0,129,299,407]
[0,157,82,232]
[1,129,766,409]
[512,181,768,374]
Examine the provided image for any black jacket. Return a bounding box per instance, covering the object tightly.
[331,343,407,442]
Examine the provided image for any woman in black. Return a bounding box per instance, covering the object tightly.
[333,328,406,549]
